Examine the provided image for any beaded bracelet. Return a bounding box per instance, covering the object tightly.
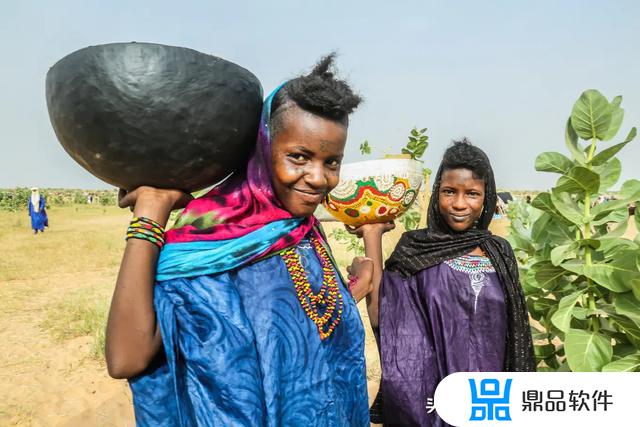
[347,274,359,292]
[126,216,165,249]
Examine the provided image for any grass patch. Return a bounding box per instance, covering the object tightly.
[0,204,129,282]
[41,289,111,360]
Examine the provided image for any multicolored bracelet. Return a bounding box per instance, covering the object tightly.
[126,216,165,249]
[347,274,359,292]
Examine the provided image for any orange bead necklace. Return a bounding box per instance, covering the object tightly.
[280,236,343,340]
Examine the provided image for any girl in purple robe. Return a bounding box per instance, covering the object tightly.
[354,140,536,426]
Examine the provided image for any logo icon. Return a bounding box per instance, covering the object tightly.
[469,378,512,421]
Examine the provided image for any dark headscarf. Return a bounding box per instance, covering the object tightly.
[385,142,536,372]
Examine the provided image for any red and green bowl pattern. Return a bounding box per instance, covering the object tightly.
[324,158,424,227]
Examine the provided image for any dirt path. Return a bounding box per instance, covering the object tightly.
[0,269,134,426]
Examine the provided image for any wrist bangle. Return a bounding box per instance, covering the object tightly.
[347,275,358,292]
[126,216,166,249]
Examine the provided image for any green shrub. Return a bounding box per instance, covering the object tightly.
[508,89,640,372]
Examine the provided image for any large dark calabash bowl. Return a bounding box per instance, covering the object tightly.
[46,42,263,191]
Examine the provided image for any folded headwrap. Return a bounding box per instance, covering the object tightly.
[157,85,320,281]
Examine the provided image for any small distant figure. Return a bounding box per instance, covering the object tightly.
[28,187,48,234]
[526,195,531,204]
[87,194,94,204]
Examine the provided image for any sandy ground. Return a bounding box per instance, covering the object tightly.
[0,268,135,426]
[0,204,135,426]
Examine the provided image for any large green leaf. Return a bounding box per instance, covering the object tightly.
[531,213,552,242]
[570,89,612,141]
[550,190,585,226]
[555,166,600,195]
[614,293,640,327]
[544,220,578,246]
[561,257,634,292]
[595,222,638,258]
[597,218,629,239]
[508,232,534,254]
[631,278,640,303]
[594,157,621,192]
[551,290,585,332]
[592,179,640,217]
[602,353,640,372]
[591,206,628,226]
[531,192,571,225]
[520,268,541,295]
[534,343,557,360]
[602,96,624,141]
[608,313,640,348]
[592,127,637,166]
[532,261,568,290]
[550,243,577,266]
[612,344,638,358]
[565,118,586,163]
[551,239,601,266]
[635,207,640,232]
[531,192,556,215]
[618,179,640,199]
[564,329,613,371]
[610,251,640,293]
[535,152,574,174]
[532,297,557,314]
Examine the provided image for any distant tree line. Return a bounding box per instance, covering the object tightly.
[0,188,118,211]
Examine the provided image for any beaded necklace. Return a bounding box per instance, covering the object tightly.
[444,254,495,274]
[280,236,343,340]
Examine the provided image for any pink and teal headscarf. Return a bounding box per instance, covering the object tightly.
[156,85,321,281]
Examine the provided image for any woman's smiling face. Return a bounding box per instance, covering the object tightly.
[270,106,347,218]
[438,168,485,232]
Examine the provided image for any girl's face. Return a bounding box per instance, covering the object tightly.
[438,168,485,232]
[270,106,347,217]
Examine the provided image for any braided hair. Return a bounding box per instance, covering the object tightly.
[270,53,362,136]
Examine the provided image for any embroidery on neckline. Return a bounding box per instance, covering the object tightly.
[444,255,495,313]
[443,255,495,274]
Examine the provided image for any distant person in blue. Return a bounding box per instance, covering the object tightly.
[105,55,373,426]
[28,188,48,234]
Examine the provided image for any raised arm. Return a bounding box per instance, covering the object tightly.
[347,222,395,328]
[105,187,191,379]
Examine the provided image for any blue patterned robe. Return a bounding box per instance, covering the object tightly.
[129,239,369,426]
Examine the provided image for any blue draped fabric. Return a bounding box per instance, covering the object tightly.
[28,197,48,232]
[156,218,305,281]
[129,239,369,427]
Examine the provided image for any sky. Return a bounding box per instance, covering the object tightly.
[1,0,639,190]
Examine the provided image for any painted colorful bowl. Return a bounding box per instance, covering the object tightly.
[323,158,424,227]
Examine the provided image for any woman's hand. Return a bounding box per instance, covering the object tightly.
[346,256,374,303]
[345,221,395,328]
[118,186,193,227]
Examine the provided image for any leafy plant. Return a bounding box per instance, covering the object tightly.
[331,126,431,255]
[329,227,365,256]
[398,206,421,231]
[359,140,371,156]
[507,89,640,371]
[402,127,429,160]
